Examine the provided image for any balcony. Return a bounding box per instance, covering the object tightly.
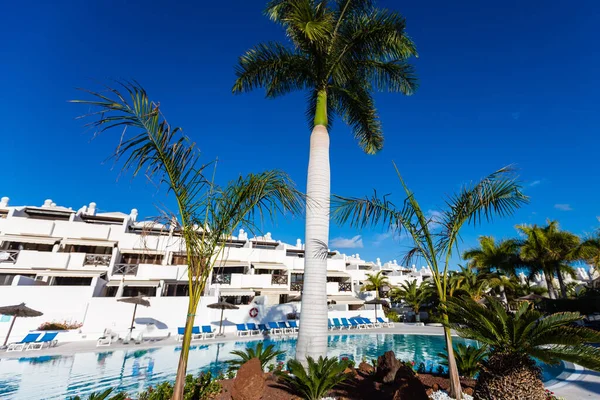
[84,254,112,266]
[212,273,232,285]
[290,282,303,292]
[338,282,352,292]
[112,263,138,275]
[271,274,288,285]
[0,250,19,264]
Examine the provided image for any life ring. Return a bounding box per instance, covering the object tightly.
[249,307,259,318]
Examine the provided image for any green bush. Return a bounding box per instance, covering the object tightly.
[276,356,351,400]
[68,388,126,400]
[384,310,400,322]
[438,343,488,378]
[138,372,221,400]
[227,342,284,371]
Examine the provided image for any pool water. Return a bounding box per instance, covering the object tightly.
[0,334,563,399]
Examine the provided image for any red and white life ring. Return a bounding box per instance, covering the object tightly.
[249,307,259,318]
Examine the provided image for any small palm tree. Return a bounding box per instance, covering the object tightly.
[361,271,390,298]
[581,234,600,274]
[228,343,285,371]
[438,343,488,379]
[449,265,509,302]
[73,83,302,400]
[233,0,418,363]
[446,296,600,399]
[276,356,351,400]
[334,165,528,398]
[390,280,429,322]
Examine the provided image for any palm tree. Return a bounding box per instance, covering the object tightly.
[463,236,521,303]
[390,280,429,322]
[449,265,509,302]
[334,165,528,398]
[581,234,600,275]
[73,82,302,400]
[361,271,390,298]
[517,221,581,299]
[232,0,418,363]
[446,296,600,399]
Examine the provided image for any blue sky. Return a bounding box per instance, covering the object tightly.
[2,0,599,266]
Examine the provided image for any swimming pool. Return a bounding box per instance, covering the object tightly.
[0,334,564,399]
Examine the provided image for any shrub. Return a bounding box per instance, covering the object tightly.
[137,372,221,400]
[438,343,488,378]
[385,310,400,322]
[276,356,351,400]
[68,388,127,400]
[38,321,83,331]
[228,342,284,371]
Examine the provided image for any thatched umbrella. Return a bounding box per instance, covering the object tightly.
[207,301,239,336]
[0,303,43,346]
[364,298,389,321]
[117,295,150,336]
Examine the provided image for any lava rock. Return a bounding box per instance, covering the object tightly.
[230,358,265,400]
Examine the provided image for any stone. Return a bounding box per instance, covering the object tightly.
[358,362,374,375]
[376,351,402,383]
[392,364,429,400]
[230,358,265,400]
[464,387,474,396]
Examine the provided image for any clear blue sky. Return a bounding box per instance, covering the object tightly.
[2,0,599,266]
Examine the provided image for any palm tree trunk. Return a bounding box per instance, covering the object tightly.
[556,268,567,298]
[499,285,508,304]
[296,120,330,363]
[443,315,462,398]
[172,302,197,399]
[544,272,557,299]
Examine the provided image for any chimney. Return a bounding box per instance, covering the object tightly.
[296,238,302,249]
[130,208,138,222]
[88,202,97,216]
[0,197,8,207]
[42,199,53,208]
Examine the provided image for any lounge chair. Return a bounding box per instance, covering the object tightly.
[328,319,334,330]
[246,323,261,336]
[332,318,343,330]
[364,318,380,328]
[267,322,283,335]
[349,318,366,329]
[278,321,293,335]
[97,329,119,347]
[287,320,299,333]
[7,333,40,352]
[25,332,59,350]
[340,318,352,329]
[258,323,268,333]
[360,317,375,329]
[202,326,215,339]
[236,324,250,337]
[377,317,394,328]
[176,327,186,341]
[191,326,203,341]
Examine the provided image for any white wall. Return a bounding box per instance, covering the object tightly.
[1,218,54,236]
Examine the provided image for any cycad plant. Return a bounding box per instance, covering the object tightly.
[438,343,488,379]
[446,296,600,400]
[361,271,390,298]
[68,389,126,400]
[73,82,302,399]
[228,342,285,371]
[334,165,528,398]
[389,280,430,322]
[233,0,418,362]
[276,356,351,400]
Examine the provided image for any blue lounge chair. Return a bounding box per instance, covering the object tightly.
[377,317,393,328]
[328,319,335,330]
[246,323,261,336]
[278,321,293,335]
[340,318,352,329]
[332,318,343,330]
[349,318,366,329]
[7,333,40,352]
[258,323,268,333]
[236,324,250,336]
[177,327,185,341]
[288,320,299,333]
[201,326,215,339]
[267,322,283,335]
[191,326,203,340]
[26,332,59,350]
[363,318,378,328]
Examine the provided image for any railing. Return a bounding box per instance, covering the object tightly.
[112,263,138,275]
[338,282,352,292]
[0,250,19,264]
[271,274,288,285]
[290,282,303,292]
[84,254,112,266]
[211,273,232,285]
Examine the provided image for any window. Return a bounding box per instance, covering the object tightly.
[120,253,163,265]
[171,254,187,265]
[122,286,157,297]
[2,242,53,251]
[291,274,304,283]
[104,286,118,297]
[0,273,35,286]
[52,277,93,286]
[64,245,112,255]
[164,283,189,297]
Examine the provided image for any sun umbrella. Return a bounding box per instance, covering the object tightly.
[0,303,43,346]
[207,301,239,336]
[364,298,389,321]
[134,317,168,330]
[118,295,150,336]
[518,293,546,301]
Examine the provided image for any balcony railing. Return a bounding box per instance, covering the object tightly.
[338,282,352,292]
[290,282,303,292]
[271,274,288,285]
[0,250,19,264]
[211,273,232,285]
[112,263,138,275]
[84,254,112,266]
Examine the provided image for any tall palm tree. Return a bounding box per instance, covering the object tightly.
[463,236,520,302]
[73,82,302,400]
[334,165,528,398]
[449,265,510,302]
[361,271,390,298]
[446,296,600,400]
[581,234,600,275]
[390,280,430,322]
[232,0,418,363]
[517,221,581,299]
